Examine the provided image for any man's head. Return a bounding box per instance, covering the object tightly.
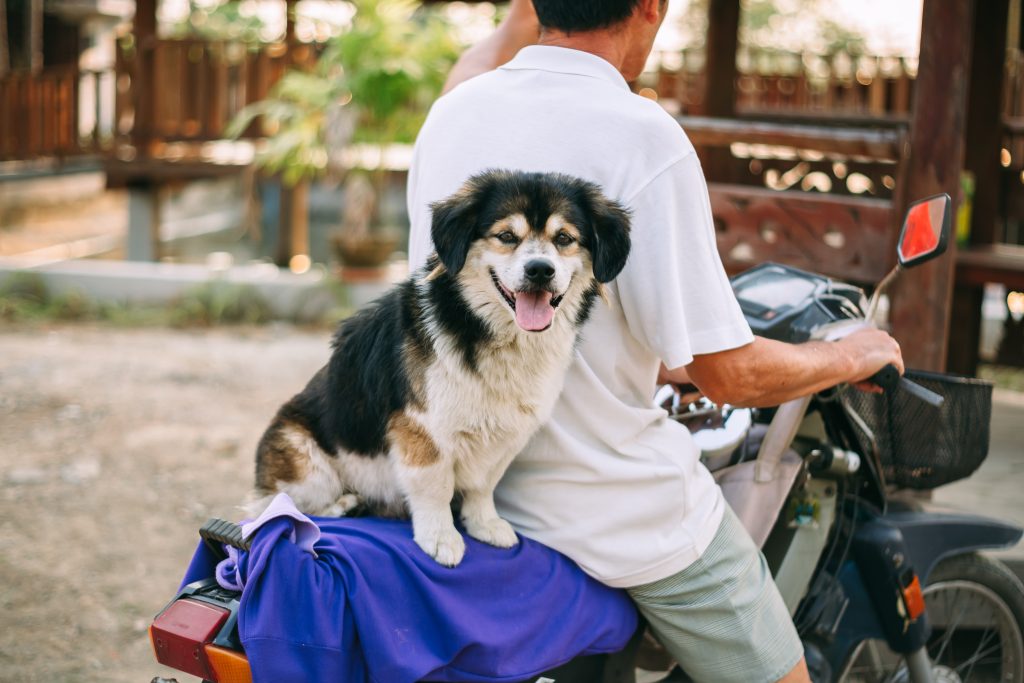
[532,0,646,33]
[532,0,669,81]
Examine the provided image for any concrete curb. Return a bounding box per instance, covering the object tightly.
[0,258,342,322]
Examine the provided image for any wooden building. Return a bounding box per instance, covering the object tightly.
[2,0,1023,374]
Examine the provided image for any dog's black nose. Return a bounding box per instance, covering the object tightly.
[525,259,555,284]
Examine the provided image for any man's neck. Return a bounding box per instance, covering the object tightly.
[536,29,629,75]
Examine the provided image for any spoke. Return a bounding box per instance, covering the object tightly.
[934,587,988,667]
[931,589,971,665]
[956,639,1004,680]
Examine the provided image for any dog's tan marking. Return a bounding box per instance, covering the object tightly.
[390,413,440,467]
[486,214,530,254]
[425,264,446,281]
[544,214,582,255]
[255,419,311,490]
[401,340,431,410]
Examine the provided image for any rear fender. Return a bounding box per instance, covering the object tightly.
[885,510,1022,582]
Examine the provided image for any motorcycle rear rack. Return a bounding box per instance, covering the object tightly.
[199,518,250,561]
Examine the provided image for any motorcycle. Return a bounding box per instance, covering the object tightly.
[150,193,1024,683]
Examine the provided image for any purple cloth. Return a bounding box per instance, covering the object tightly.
[181,494,638,683]
[214,493,322,591]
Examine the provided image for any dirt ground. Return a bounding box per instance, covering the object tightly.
[0,323,331,682]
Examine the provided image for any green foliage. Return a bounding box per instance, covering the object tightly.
[168,0,270,42]
[227,0,458,186]
[168,282,273,327]
[0,273,51,321]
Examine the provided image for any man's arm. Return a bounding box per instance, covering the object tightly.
[442,0,539,94]
[666,327,903,408]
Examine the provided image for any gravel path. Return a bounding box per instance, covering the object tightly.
[0,323,330,682]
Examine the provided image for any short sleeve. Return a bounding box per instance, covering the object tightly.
[614,152,753,369]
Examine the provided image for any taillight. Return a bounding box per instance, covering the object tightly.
[150,598,230,680]
[206,644,253,683]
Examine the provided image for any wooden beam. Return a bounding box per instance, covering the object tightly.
[889,0,976,372]
[679,116,904,161]
[956,244,1024,290]
[948,0,1010,375]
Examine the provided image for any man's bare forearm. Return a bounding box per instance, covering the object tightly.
[677,329,903,408]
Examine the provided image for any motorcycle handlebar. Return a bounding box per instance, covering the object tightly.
[868,363,945,408]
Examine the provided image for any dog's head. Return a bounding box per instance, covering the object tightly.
[429,170,631,333]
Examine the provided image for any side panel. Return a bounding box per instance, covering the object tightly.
[819,511,1022,676]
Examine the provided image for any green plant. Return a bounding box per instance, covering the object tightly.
[0,272,50,321]
[169,282,273,327]
[227,0,458,187]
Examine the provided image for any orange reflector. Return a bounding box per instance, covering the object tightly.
[902,575,926,620]
[205,644,253,683]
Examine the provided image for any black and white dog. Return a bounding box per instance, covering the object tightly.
[249,170,631,566]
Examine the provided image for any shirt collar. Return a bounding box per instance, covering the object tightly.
[500,45,630,91]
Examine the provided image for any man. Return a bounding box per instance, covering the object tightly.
[406,1,903,681]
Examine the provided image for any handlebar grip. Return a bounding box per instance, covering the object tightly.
[868,363,901,392]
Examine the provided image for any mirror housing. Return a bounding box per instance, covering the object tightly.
[897,193,952,268]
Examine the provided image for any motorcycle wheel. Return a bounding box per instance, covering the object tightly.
[841,553,1024,683]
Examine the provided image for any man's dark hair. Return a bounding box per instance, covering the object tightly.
[531,0,643,32]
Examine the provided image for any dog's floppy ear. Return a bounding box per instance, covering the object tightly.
[584,189,632,283]
[430,172,499,275]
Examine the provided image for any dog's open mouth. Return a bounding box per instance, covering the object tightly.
[490,269,564,332]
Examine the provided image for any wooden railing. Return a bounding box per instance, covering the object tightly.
[677,115,905,282]
[0,66,115,161]
[114,38,319,147]
[650,47,918,119]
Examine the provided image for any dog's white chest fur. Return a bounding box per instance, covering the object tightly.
[422,325,575,483]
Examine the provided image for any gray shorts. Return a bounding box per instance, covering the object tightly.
[628,506,803,683]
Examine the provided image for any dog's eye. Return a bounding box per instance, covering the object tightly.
[495,231,519,245]
[554,232,576,247]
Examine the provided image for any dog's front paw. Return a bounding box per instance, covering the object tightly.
[415,526,466,567]
[464,516,519,549]
[320,494,361,517]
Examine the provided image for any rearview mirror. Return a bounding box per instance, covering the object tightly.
[897,194,952,268]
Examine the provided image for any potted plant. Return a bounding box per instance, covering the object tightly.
[228,0,457,269]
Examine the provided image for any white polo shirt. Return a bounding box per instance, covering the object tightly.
[407,46,753,587]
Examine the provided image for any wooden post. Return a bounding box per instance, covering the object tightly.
[0,0,9,76]
[889,0,976,372]
[276,180,309,267]
[28,0,41,72]
[132,0,157,157]
[947,0,1011,375]
[701,0,740,182]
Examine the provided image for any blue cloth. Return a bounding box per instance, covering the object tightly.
[180,498,638,683]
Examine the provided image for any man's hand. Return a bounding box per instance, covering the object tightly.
[836,327,904,394]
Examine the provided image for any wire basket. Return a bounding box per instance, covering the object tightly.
[843,369,993,490]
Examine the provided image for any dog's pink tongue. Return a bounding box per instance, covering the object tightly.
[514,290,555,331]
